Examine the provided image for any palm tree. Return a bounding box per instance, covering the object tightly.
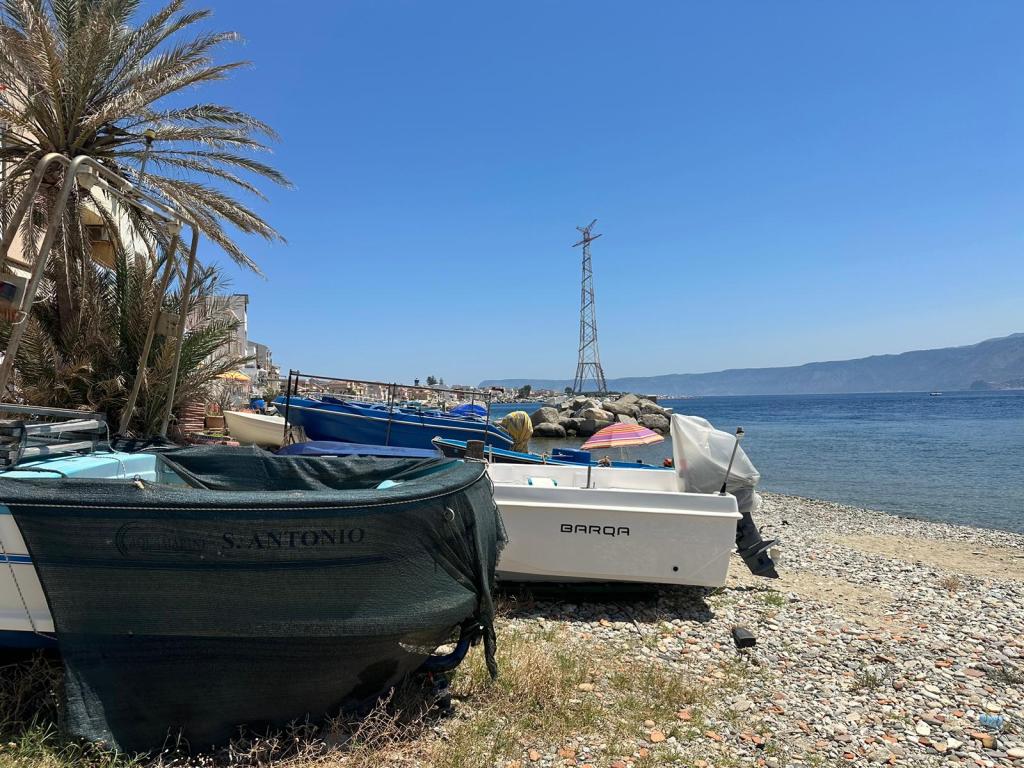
[16,251,252,435]
[0,0,288,430]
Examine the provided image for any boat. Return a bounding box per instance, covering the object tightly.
[0,443,505,751]
[491,461,743,586]
[432,436,660,468]
[930,391,943,396]
[449,403,487,418]
[224,409,287,447]
[276,395,515,451]
[491,414,779,586]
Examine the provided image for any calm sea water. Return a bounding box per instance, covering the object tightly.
[489,391,1024,533]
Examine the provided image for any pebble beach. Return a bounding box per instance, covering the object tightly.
[474,492,1024,768]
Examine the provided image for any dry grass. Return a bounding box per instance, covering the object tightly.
[0,618,733,768]
[939,574,962,593]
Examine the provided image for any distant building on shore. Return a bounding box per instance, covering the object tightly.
[190,293,277,400]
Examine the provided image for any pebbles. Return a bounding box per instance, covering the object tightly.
[475,492,1024,767]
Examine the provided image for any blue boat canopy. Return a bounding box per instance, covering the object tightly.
[449,403,487,418]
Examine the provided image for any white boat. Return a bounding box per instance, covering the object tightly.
[224,410,287,447]
[492,462,741,586]
[490,413,779,587]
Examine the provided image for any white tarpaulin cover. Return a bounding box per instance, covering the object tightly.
[670,414,779,579]
[671,414,760,493]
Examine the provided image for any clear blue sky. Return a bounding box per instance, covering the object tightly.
[178,1,1024,385]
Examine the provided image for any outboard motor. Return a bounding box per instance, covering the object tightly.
[670,415,779,578]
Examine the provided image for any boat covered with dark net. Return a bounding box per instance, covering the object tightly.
[1,445,505,752]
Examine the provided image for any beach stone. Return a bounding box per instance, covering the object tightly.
[616,393,640,405]
[577,407,614,422]
[616,414,638,425]
[533,423,566,438]
[641,414,670,432]
[530,407,561,427]
[1007,747,1024,759]
[731,697,753,713]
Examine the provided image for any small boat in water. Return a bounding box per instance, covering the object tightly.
[277,395,515,451]
[0,444,504,752]
[224,409,287,447]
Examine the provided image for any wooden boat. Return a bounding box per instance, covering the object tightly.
[0,445,504,751]
[224,409,287,447]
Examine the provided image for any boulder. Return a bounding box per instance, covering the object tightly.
[617,393,640,406]
[543,396,569,408]
[616,414,638,425]
[577,407,614,422]
[560,417,583,433]
[576,418,613,438]
[530,407,562,427]
[601,401,637,417]
[569,395,591,410]
[640,413,670,433]
[639,400,669,416]
[533,422,567,439]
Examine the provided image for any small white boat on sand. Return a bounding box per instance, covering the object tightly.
[224,410,287,447]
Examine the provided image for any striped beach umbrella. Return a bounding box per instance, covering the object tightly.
[581,422,664,450]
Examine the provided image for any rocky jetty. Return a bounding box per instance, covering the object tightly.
[529,393,672,439]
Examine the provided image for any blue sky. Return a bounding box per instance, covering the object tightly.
[179,1,1024,385]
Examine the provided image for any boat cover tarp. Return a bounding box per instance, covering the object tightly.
[449,403,486,418]
[670,414,779,578]
[1,445,505,752]
[277,441,440,459]
[498,411,533,452]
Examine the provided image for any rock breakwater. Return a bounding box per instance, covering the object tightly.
[529,393,672,439]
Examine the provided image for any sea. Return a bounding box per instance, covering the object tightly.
[489,391,1024,534]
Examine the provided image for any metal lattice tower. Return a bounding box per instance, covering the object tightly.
[571,219,608,394]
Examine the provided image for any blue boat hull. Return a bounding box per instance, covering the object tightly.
[277,397,515,451]
[433,438,666,469]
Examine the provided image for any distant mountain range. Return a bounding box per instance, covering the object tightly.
[480,333,1024,396]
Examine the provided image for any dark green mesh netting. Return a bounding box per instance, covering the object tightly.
[1,446,505,753]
